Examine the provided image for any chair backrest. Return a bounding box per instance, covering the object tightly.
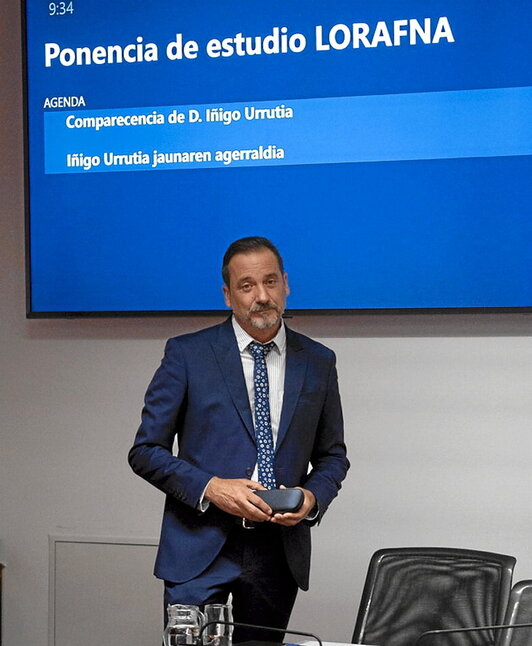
[496,580,532,646]
[352,547,516,646]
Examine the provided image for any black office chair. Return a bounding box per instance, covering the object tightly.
[495,580,532,646]
[352,547,516,646]
[414,580,532,646]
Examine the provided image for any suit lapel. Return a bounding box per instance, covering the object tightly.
[276,327,307,452]
[211,319,255,442]
[211,320,308,449]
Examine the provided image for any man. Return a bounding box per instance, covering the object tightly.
[129,236,349,642]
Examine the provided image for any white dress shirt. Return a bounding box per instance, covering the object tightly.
[232,317,317,518]
[231,315,286,478]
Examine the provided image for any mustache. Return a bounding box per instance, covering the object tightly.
[250,302,281,313]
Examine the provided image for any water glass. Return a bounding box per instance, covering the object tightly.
[164,604,204,646]
[202,603,233,646]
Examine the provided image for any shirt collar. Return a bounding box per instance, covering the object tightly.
[231,316,286,355]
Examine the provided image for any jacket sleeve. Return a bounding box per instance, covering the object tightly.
[302,353,350,523]
[128,338,213,509]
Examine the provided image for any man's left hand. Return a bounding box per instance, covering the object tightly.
[269,486,316,526]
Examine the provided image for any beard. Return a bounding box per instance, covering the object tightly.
[248,302,283,330]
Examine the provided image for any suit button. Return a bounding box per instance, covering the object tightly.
[245,467,253,477]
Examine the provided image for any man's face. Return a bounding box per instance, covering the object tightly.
[222,248,290,341]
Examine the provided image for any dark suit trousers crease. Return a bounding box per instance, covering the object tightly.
[164,523,299,644]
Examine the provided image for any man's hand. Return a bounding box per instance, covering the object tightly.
[270,486,316,527]
[204,477,273,521]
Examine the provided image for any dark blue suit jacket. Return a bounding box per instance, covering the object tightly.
[128,318,349,590]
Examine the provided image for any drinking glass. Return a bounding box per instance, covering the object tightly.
[164,604,204,646]
[202,603,233,646]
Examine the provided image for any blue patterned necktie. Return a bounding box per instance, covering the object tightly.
[249,341,277,489]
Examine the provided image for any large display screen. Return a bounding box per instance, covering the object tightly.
[24,1,532,315]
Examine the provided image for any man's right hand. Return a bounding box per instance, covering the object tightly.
[204,477,273,521]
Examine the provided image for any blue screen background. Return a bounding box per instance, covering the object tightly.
[25,0,532,312]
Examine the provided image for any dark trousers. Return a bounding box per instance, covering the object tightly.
[164,523,299,643]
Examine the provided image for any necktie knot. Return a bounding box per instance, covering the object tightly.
[249,341,275,360]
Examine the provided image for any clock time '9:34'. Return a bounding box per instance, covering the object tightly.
[48,2,74,16]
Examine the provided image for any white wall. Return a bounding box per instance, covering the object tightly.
[2,2,532,644]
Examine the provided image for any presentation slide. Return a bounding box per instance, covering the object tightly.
[24,0,532,314]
